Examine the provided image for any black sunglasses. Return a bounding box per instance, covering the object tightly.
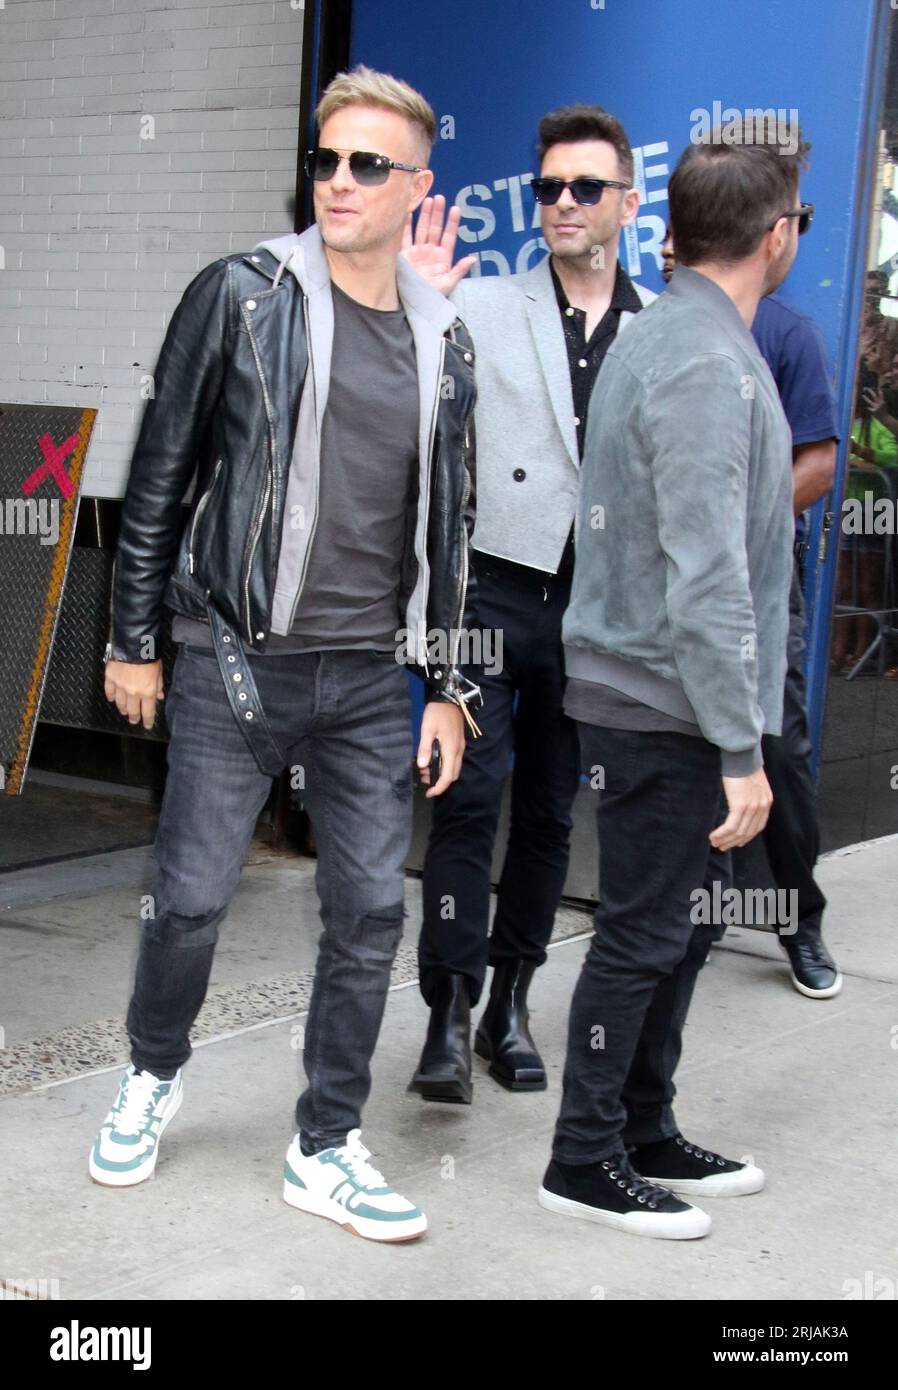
[305,147,422,187]
[531,176,631,206]
[770,202,815,236]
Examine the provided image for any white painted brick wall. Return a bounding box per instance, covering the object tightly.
[0,0,304,497]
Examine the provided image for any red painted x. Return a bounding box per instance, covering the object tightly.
[21,432,80,500]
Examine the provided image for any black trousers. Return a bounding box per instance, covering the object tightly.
[418,552,583,1006]
[553,723,731,1163]
[760,564,827,936]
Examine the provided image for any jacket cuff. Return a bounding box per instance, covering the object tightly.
[423,679,454,704]
[104,637,160,665]
[721,745,763,777]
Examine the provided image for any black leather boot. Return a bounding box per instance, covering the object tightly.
[409,972,473,1103]
[474,960,547,1091]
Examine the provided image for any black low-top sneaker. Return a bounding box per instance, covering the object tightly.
[628,1134,765,1197]
[779,928,843,999]
[538,1151,711,1239]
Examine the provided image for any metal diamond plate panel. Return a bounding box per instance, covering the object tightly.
[0,403,95,796]
[39,546,175,738]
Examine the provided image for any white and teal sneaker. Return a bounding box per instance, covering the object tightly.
[89,1065,183,1187]
[283,1129,427,1242]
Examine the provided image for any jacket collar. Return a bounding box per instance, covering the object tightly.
[252,224,458,335]
[666,265,762,357]
[549,257,645,318]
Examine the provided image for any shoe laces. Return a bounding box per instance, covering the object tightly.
[675,1135,727,1167]
[112,1069,163,1136]
[603,1153,672,1209]
[335,1130,389,1189]
[782,929,831,964]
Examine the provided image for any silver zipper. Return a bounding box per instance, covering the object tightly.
[450,462,472,670]
[420,337,446,670]
[447,335,474,690]
[285,294,321,630]
[188,457,223,574]
[243,473,271,641]
[241,298,279,467]
[240,294,280,641]
[106,553,118,657]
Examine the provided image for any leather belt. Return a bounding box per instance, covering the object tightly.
[206,600,285,777]
[204,600,484,761]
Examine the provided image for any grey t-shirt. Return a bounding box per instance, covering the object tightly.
[172,279,419,654]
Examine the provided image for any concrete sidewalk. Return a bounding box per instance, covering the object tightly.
[1,837,895,1301]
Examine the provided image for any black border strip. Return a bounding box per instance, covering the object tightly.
[294,0,354,231]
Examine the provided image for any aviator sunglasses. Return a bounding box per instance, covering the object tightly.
[305,146,423,186]
[530,176,631,206]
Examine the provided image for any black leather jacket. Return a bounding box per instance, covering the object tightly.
[108,245,480,714]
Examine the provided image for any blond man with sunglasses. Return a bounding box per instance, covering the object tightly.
[92,66,479,1243]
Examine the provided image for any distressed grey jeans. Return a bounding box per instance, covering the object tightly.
[126,642,413,1154]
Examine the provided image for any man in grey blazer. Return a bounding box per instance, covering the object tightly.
[403,106,655,1103]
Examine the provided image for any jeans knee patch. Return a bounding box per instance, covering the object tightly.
[145,907,225,950]
[354,902,404,957]
[366,902,404,930]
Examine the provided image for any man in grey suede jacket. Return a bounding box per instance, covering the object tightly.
[562,258,794,774]
[539,130,811,1241]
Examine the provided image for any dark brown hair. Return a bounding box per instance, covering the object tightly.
[669,129,811,266]
[537,105,634,184]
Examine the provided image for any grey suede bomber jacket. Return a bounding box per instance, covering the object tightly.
[562,265,794,777]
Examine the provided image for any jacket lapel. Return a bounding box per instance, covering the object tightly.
[520,258,579,470]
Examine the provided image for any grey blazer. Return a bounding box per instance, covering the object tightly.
[451,256,655,572]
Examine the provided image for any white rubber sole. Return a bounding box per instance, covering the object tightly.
[648,1162,766,1197]
[791,969,843,999]
[88,1082,183,1188]
[537,1185,711,1239]
[283,1178,427,1243]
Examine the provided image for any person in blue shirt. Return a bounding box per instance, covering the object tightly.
[661,229,842,998]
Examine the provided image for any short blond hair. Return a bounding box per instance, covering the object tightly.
[316,65,436,164]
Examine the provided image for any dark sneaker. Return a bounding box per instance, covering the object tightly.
[538,1151,711,1239]
[629,1134,765,1197]
[779,928,843,998]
